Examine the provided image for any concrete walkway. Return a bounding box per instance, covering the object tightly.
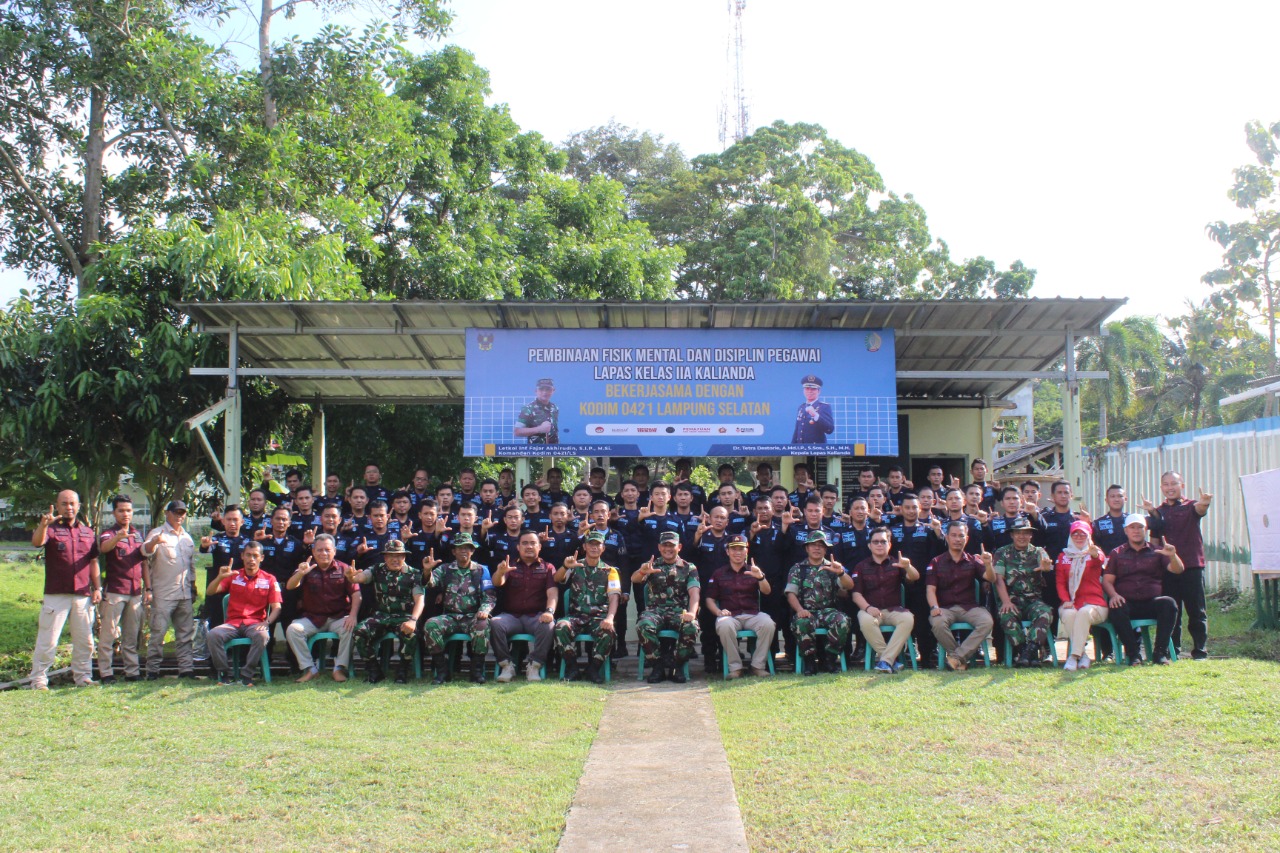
[557,682,749,853]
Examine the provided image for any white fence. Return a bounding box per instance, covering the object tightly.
[1082,416,1280,590]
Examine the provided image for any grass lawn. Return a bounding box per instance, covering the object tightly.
[712,598,1280,852]
[0,678,606,851]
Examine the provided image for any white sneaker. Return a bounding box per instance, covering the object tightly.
[525,661,543,681]
[496,661,516,683]
[1078,654,1091,670]
[1063,656,1079,672]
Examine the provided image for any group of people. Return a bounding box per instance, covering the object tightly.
[26,456,1213,690]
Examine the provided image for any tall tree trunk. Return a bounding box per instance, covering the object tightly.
[259,0,277,130]
[80,83,106,296]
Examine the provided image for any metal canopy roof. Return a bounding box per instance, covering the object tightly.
[180,298,1125,406]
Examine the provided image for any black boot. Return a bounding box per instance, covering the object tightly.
[562,655,580,681]
[1015,644,1032,668]
[666,655,687,684]
[646,653,667,683]
[802,655,818,676]
[470,659,486,684]
[432,653,450,684]
[395,658,410,684]
[586,658,604,684]
[824,652,842,674]
[365,659,384,684]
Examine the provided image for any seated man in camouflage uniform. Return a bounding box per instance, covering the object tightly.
[421,533,497,684]
[347,539,424,684]
[993,517,1055,667]
[785,530,853,676]
[554,530,621,683]
[631,530,700,684]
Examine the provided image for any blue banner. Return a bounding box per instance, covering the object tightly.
[463,328,897,458]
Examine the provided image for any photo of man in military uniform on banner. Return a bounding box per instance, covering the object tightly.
[792,374,834,444]
[515,377,560,445]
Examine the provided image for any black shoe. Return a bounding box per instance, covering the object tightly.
[586,659,604,684]
[100,675,117,686]
[217,672,234,685]
[178,670,199,680]
[611,644,628,659]
[1152,655,1172,666]
[366,661,384,684]
[562,657,580,681]
[1191,649,1208,661]
[802,656,818,677]
[394,662,410,684]
[667,661,687,684]
[470,662,486,684]
[432,653,450,685]
[145,672,161,681]
[124,675,141,683]
[647,663,667,684]
[1128,654,1144,666]
[239,672,255,687]
[824,653,842,674]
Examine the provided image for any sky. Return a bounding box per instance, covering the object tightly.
[4,0,1278,323]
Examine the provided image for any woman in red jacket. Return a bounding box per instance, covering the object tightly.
[1056,521,1108,671]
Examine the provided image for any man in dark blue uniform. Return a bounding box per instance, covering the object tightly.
[791,374,835,444]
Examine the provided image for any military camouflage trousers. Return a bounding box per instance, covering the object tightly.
[636,608,698,662]
[354,613,415,660]
[421,612,490,656]
[999,596,1054,650]
[792,608,850,658]
[554,615,616,661]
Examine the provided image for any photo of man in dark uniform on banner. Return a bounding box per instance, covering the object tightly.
[515,377,560,445]
[792,374,834,444]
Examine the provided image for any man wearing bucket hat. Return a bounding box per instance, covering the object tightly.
[992,517,1055,667]
[785,529,852,676]
[346,539,425,684]
[791,375,835,444]
[554,530,621,683]
[420,532,496,684]
[514,378,560,445]
[1102,514,1183,665]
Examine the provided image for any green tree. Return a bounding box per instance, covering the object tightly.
[1076,316,1165,440]
[1204,119,1280,373]
[1158,299,1268,432]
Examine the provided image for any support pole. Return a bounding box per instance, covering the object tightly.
[224,323,243,506]
[1061,329,1083,507]
[826,456,842,502]
[515,458,531,491]
[311,403,326,490]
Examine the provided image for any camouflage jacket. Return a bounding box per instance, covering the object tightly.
[565,561,622,619]
[370,563,424,617]
[518,400,559,445]
[428,561,496,617]
[993,544,1050,600]
[645,558,700,612]
[784,560,845,611]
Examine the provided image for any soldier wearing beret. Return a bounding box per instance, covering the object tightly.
[791,375,834,444]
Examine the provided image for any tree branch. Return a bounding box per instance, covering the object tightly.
[0,142,85,283]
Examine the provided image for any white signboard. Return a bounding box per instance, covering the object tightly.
[1239,469,1280,575]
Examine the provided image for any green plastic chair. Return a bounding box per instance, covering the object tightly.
[723,629,776,677]
[1095,619,1178,664]
[379,631,422,679]
[637,629,691,681]
[307,631,342,670]
[936,623,992,669]
[558,592,612,682]
[795,627,848,674]
[863,625,918,671]
[493,633,539,679]
[222,597,271,683]
[1003,621,1060,667]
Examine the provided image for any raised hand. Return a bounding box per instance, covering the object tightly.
[539,525,550,543]
[1159,541,1178,558]
[1141,495,1156,513]
[423,549,441,572]
[975,508,989,523]
[200,534,214,549]
[980,548,994,570]
[1088,542,1101,559]
[747,560,764,580]
[217,563,235,579]
[343,565,359,583]
[434,517,446,534]
[341,518,354,532]
[253,527,268,541]
[303,528,316,545]
[563,554,580,572]
[496,558,510,575]
[481,517,495,534]
[896,555,912,571]
[356,537,370,555]
[40,505,56,526]
[297,557,316,575]
[825,559,845,575]
[1196,489,1213,510]
[401,519,415,538]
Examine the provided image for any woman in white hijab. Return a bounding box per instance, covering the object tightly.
[1055,521,1108,671]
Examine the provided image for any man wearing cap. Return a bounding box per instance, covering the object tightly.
[491,530,558,683]
[142,499,198,680]
[286,533,361,683]
[706,534,774,678]
[206,541,280,686]
[28,490,100,690]
[632,531,700,683]
[421,533,496,684]
[555,531,621,683]
[992,517,1055,667]
[785,530,853,676]
[1102,514,1183,665]
[791,375,835,444]
[347,539,425,683]
[515,378,560,445]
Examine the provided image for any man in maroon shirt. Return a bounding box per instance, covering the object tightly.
[1103,514,1184,665]
[28,490,101,690]
[491,530,559,682]
[926,523,995,672]
[706,535,775,678]
[97,495,146,684]
[852,527,919,673]
[1144,471,1212,659]
[285,533,361,683]
[206,541,282,685]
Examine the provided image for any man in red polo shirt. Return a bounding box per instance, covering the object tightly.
[926,523,995,672]
[97,494,146,684]
[491,530,558,682]
[1103,514,1184,665]
[29,490,100,690]
[206,541,282,686]
[706,535,775,678]
[1144,471,1212,660]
